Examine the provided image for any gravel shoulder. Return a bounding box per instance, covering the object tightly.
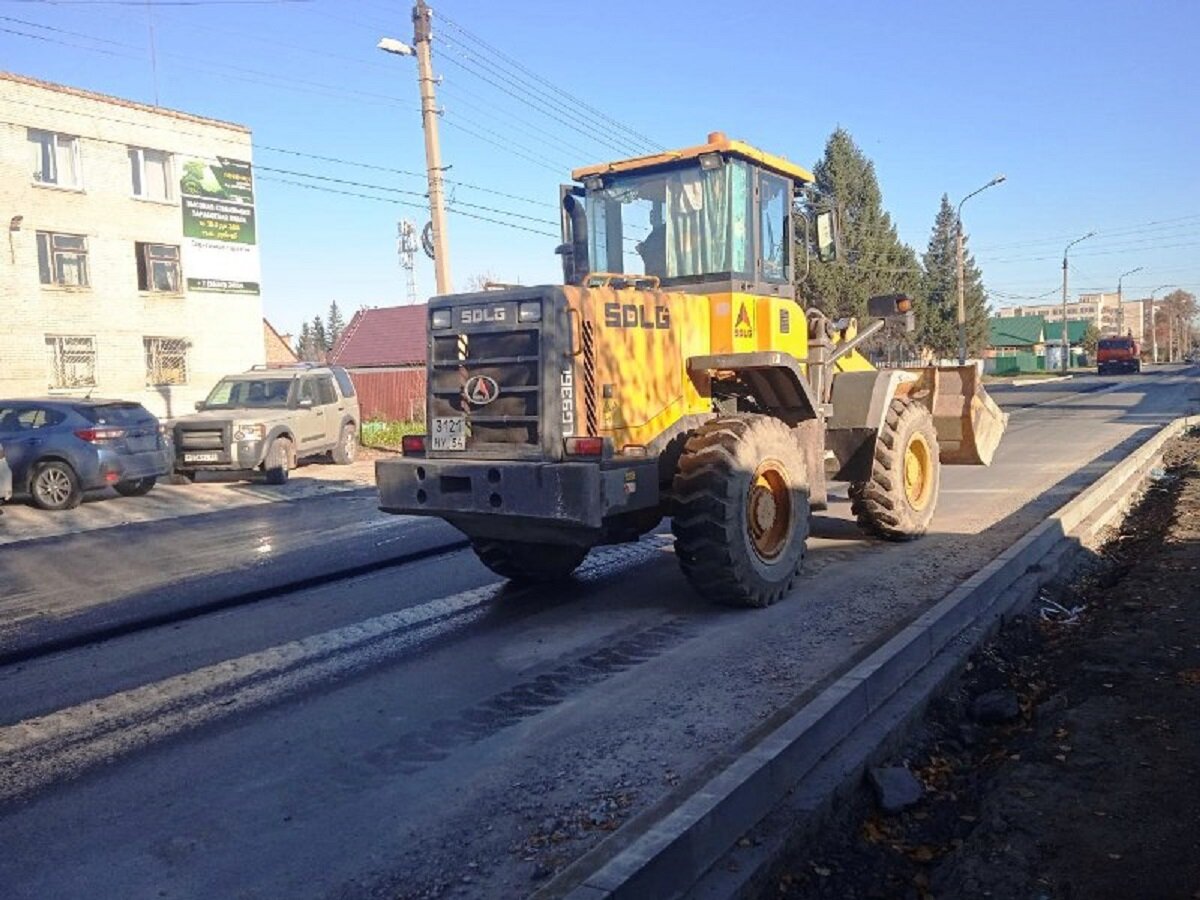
[763,429,1200,900]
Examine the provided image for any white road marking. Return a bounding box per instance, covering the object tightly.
[0,538,669,801]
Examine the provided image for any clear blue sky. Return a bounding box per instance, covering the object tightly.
[3,0,1198,337]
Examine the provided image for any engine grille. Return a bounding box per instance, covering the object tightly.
[177,427,226,451]
[430,328,540,447]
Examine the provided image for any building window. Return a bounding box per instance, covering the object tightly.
[144,337,189,385]
[45,336,97,388]
[36,232,89,287]
[129,148,173,201]
[29,129,81,188]
[136,242,182,292]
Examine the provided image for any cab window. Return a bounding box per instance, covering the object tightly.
[759,172,790,283]
[316,377,337,405]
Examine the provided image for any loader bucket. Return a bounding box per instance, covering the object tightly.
[898,365,1008,466]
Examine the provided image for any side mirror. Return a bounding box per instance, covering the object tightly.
[194,400,205,411]
[815,209,838,263]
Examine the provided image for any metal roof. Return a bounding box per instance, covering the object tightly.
[572,132,815,184]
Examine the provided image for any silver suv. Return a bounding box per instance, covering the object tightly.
[172,364,360,484]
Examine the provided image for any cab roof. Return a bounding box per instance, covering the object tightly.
[571,131,815,184]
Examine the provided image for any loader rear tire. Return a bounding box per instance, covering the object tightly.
[850,397,940,541]
[471,539,589,583]
[671,415,810,608]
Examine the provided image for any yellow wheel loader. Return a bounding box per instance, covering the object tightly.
[376,132,1007,607]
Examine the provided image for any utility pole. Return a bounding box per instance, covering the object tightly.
[1060,232,1095,372]
[379,0,452,295]
[1117,266,1141,337]
[955,175,1005,365]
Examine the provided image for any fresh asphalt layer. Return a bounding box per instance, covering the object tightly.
[0,365,1196,899]
[0,366,1172,662]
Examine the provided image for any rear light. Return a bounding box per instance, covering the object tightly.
[565,436,604,456]
[104,471,120,484]
[74,427,125,442]
[402,434,427,456]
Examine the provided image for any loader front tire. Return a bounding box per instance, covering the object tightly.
[471,539,589,583]
[850,397,940,541]
[671,415,810,608]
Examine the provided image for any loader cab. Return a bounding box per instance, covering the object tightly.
[570,131,814,299]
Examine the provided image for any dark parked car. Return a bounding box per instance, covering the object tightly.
[0,399,172,510]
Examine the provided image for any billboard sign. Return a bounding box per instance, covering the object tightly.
[180,156,260,295]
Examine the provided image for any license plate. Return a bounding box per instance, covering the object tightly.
[431,417,465,451]
[184,452,219,462]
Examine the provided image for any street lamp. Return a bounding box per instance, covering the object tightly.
[1148,284,1175,363]
[1060,231,1095,372]
[379,0,452,295]
[1116,266,1142,337]
[955,174,1006,365]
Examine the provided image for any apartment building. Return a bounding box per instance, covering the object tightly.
[0,72,264,418]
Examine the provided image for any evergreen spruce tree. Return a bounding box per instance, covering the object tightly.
[799,128,922,330]
[310,316,328,361]
[920,194,989,360]
[326,300,346,352]
[296,322,313,360]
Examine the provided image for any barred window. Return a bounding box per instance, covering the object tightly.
[45,335,96,389]
[144,337,189,385]
[136,242,182,292]
[37,232,89,287]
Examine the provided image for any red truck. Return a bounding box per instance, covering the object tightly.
[1097,337,1141,375]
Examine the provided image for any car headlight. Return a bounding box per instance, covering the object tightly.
[234,423,265,441]
[431,308,452,330]
[518,300,541,323]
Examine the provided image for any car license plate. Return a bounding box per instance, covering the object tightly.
[184,452,219,462]
[431,417,466,451]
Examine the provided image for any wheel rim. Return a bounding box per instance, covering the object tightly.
[903,433,934,510]
[37,469,71,505]
[746,460,792,562]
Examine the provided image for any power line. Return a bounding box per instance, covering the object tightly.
[258,175,560,238]
[435,47,642,159]
[1,90,559,211]
[256,166,559,227]
[436,9,661,154]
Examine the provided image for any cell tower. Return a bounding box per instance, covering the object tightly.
[397,219,418,305]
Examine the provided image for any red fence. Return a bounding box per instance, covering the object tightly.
[348,367,426,422]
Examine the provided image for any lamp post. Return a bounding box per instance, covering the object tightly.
[955,174,1006,365]
[379,0,452,295]
[1060,231,1095,372]
[1148,284,1174,363]
[1116,266,1142,337]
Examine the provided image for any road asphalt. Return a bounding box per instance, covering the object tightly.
[0,365,1196,899]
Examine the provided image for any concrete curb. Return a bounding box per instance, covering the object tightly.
[549,415,1196,900]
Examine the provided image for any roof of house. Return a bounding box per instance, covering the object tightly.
[329,304,427,368]
[0,71,249,133]
[989,315,1094,349]
[262,318,298,365]
[988,315,1046,347]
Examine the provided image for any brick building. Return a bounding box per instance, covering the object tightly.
[0,72,264,418]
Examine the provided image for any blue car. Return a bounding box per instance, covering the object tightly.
[0,399,172,511]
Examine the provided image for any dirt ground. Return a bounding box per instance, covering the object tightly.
[764,430,1200,900]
